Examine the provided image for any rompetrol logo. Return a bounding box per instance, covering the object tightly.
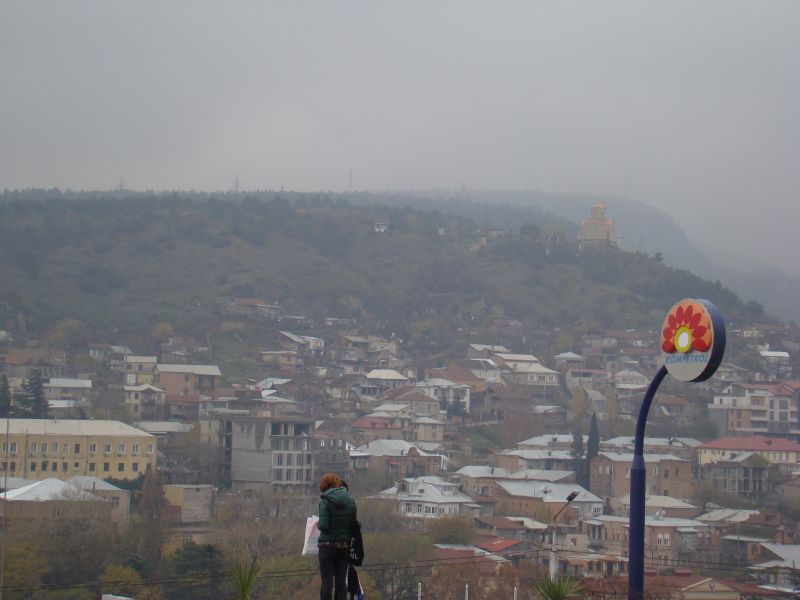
[661,301,712,354]
[660,298,726,382]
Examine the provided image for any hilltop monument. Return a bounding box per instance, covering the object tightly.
[577,202,617,249]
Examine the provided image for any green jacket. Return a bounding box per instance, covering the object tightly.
[317,487,356,544]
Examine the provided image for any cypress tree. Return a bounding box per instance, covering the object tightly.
[0,375,10,418]
[572,427,586,487]
[587,413,600,462]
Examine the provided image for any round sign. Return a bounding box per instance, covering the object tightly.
[660,298,725,382]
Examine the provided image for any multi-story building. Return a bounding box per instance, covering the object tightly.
[590,452,692,501]
[43,378,92,405]
[584,514,719,571]
[708,382,800,437]
[124,355,157,385]
[201,412,317,494]
[697,436,800,467]
[356,439,445,478]
[493,481,602,522]
[698,452,778,501]
[493,448,575,472]
[600,436,700,462]
[153,364,222,420]
[124,384,166,420]
[0,419,156,481]
[374,476,482,528]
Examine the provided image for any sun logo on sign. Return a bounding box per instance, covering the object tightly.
[661,302,712,353]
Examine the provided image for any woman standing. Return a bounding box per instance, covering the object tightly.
[317,473,356,600]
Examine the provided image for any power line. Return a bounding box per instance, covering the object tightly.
[1,544,795,594]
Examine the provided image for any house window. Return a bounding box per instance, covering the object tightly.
[132,444,139,454]
[147,444,154,453]
[74,444,80,454]
[62,462,67,472]
[103,463,110,472]
[132,463,139,472]
[663,469,669,479]
[117,463,125,472]
[118,444,125,454]
[104,444,111,453]
[51,463,56,471]
[52,442,58,453]
[111,496,120,509]
[30,462,36,472]
[89,443,96,454]
[9,462,15,472]
[625,468,631,478]
[89,463,96,472]
[41,443,47,454]
[30,443,37,453]
[73,462,79,469]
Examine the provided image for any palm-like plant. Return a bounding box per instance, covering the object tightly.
[226,558,261,600]
[532,578,583,600]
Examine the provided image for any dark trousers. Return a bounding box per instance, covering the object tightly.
[319,546,350,600]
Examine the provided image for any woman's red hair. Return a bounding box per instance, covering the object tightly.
[319,472,341,492]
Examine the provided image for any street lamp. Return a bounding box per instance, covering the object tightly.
[627,299,725,600]
[549,490,579,580]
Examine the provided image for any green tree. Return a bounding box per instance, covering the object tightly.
[587,413,600,463]
[427,515,475,544]
[14,370,48,418]
[0,374,10,418]
[165,543,224,600]
[571,428,587,488]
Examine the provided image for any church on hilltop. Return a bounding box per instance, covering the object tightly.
[577,202,617,249]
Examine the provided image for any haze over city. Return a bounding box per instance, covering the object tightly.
[2,1,799,277]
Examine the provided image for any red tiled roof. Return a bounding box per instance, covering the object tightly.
[474,538,522,553]
[699,435,800,452]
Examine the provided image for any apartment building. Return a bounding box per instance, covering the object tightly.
[0,419,156,481]
[697,436,800,467]
[201,412,317,494]
[590,452,692,501]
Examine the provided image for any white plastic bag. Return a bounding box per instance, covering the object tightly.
[302,515,320,556]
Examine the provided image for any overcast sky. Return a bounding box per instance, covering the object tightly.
[1,2,798,275]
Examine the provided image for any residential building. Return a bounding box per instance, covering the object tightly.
[355,439,445,478]
[67,476,130,521]
[0,419,156,481]
[600,436,700,462]
[750,543,800,590]
[590,452,692,501]
[698,452,778,501]
[124,355,157,385]
[153,364,222,420]
[124,384,166,420]
[0,478,112,523]
[493,449,575,472]
[201,412,317,494]
[493,480,602,522]
[260,350,304,375]
[610,495,699,519]
[708,382,800,437]
[415,378,471,413]
[697,436,800,467]
[43,378,92,405]
[584,514,719,570]
[374,476,482,527]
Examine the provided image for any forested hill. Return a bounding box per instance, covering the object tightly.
[0,191,758,347]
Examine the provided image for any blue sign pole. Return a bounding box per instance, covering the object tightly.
[627,298,725,600]
[627,365,667,600]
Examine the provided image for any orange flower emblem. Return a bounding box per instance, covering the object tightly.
[661,301,712,353]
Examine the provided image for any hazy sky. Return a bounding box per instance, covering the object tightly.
[1,2,798,275]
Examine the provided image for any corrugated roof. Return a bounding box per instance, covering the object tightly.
[156,364,221,376]
[700,436,800,452]
[1,419,155,438]
[1,478,104,502]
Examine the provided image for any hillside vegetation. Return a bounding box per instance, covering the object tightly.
[0,191,754,349]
